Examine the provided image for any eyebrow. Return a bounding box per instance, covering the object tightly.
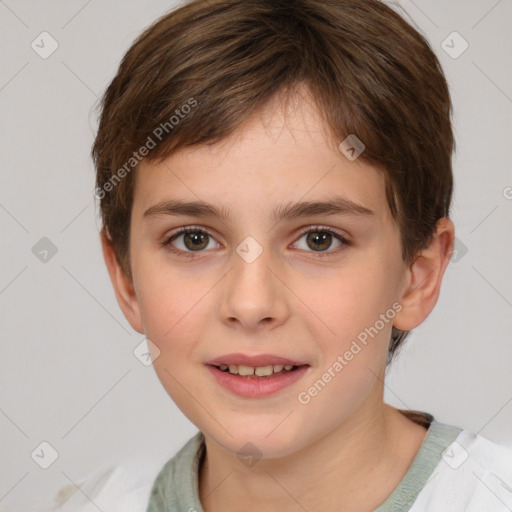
[143,196,375,223]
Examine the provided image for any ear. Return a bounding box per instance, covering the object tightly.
[100,230,144,334]
[393,218,455,331]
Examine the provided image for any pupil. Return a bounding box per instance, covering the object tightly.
[307,231,331,251]
[185,232,208,251]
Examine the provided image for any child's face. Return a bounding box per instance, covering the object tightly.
[122,90,411,457]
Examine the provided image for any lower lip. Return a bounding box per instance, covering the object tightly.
[205,365,310,398]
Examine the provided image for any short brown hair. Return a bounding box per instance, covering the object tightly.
[92,0,454,361]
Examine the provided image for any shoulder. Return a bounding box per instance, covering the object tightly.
[147,430,205,512]
[411,427,512,511]
[40,431,204,512]
[43,459,159,512]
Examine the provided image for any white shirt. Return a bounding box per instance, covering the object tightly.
[37,422,512,512]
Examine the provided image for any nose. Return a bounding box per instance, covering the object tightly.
[218,242,289,332]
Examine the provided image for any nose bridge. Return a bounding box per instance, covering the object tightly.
[219,235,287,329]
[231,235,273,301]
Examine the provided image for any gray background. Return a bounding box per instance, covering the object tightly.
[0,0,511,509]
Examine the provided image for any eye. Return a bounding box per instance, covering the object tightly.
[162,226,220,258]
[161,225,350,259]
[292,226,350,257]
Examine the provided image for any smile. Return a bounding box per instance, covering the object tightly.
[206,363,310,398]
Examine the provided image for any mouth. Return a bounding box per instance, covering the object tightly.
[204,354,310,398]
[205,358,311,399]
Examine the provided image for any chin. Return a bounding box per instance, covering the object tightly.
[207,416,307,461]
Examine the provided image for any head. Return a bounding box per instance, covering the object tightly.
[93,0,455,457]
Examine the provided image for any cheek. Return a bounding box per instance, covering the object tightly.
[136,270,212,423]
[133,248,206,332]
[310,267,392,343]
[294,273,393,431]
[141,300,205,360]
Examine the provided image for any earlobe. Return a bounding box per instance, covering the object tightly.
[100,230,144,334]
[393,218,455,331]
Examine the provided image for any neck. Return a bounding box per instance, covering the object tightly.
[199,399,428,512]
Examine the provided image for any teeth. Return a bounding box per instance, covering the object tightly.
[238,365,255,376]
[255,365,273,376]
[217,364,297,377]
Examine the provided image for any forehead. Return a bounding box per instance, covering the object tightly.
[132,89,390,223]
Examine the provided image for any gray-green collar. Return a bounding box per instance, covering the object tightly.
[374,420,462,511]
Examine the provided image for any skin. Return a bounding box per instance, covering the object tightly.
[102,86,454,511]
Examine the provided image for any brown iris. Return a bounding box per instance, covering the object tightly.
[306,231,332,251]
[183,231,209,251]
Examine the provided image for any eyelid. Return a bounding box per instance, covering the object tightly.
[294,224,350,242]
[165,225,214,239]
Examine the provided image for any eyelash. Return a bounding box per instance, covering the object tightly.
[161,225,351,259]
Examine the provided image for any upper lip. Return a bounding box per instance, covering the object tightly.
[205,353,309,367]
